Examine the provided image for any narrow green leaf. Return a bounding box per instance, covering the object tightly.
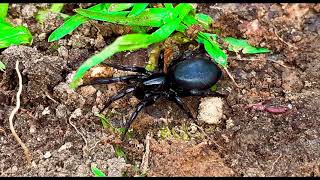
[164,3,173,8]
[197,32,227,68]
[0,21,33,49]
[114,146,126,158]
[0,3,9,19]
[223,37,271,54]
[127,3,149,17]
[91,166,107,177]
[108,3,133,12]
[74,8,176,27]
[150,18,181,43]
[174,3,194,20]
[50,3,64,13]
[48,3,110,42]
[0,60,5,71]
[195,13,213,29]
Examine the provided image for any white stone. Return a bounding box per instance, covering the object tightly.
[197,97,224,125]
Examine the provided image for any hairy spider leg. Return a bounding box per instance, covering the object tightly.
[79,75,147,87]
[121,94,161,140]
[100,86,137,113]
[102,62,148,74]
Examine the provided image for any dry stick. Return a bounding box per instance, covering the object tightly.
[229,56,291,69]
[8,60,32,165]
[223,67,241,88]
[141,132,151,175]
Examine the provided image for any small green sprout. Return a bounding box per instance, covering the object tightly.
[91,165,107,177]
[0,60,5,71]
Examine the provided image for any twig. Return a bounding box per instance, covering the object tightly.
[223,67,241,88]
[192,123,223,151]
[8,60,32,165]
[269,153,283,174]
[270,24,298,50]
[68,114,88,154]
[141,132,151,175]
[229,56,291,69]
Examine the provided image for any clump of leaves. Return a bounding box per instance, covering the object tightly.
[48,3,271,89]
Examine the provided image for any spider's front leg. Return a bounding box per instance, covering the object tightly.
[102,62,149,74]
[100,86,137,113]
[79,75,147,87]
[121,94,161,140]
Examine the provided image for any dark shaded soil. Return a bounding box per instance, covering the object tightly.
[0,3,320,177]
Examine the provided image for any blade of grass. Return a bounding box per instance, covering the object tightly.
[127,3,149,17]
[195,13,213,30]
[163,3,173,8]
[108,3,133,12]
[0,61,5,71]
[223,37,271,54]
[50,3,64,13]
[74,7,176,27]
[91,166,107,177]
[0,3,9,19]
[48,3,111,42]
[197,32,227,68]
[0,24,32,49]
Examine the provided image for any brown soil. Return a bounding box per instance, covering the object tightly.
[1,3,320,177]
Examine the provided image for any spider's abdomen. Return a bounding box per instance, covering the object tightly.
[168,58,222,90]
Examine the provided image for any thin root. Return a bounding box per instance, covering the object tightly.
[9,60,32,165]
[68,115,88,154]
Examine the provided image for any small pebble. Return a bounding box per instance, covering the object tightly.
[43,151,52,159]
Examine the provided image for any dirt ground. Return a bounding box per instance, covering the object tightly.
[1,3,320,177]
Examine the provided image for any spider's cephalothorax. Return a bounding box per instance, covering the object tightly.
[79,53,225,140]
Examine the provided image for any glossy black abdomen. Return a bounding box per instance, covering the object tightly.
[168,58,222,90]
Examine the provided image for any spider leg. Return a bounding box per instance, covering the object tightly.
[121,94,161,140]
[167,90,194,119]
[102,62,148,74]
[187,89,227,97]
[79,75,147,87]
[100,86,137,113]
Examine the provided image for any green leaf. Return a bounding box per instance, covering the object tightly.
[197,32,227,68]
[114,146,126,158]
[0,3,9,19]
[164,3,173,8]
[108,3,133,12]
[74,7,176,27]
[223,37,271,54]
[48,3,110,42]
[0,21,33,49]
[0,60,5,71]
[91,166,107,177]
[128,3,149,17]
[50,3,64,13]
[195,13,213,29]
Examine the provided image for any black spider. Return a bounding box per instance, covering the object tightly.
[79,51,225,139]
